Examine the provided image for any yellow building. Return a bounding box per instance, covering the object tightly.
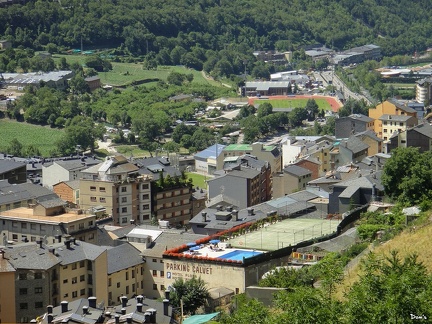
[107,243,146,306]
[369,99,418,137]
[55,240,108,306]
[0,251,16,324]
[378,114,417,142]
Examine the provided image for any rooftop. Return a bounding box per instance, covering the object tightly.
[0,207,95,224]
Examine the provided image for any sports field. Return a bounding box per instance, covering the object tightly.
[248,95,342,112]
[227,218,340,251]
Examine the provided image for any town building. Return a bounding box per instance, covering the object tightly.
[387,122,432,153]
[0,39,11,49]
[42,157,100,189]
[79,155,152,226]
[84,76,101,92]
[219,143,282,174]
[53,180,80,205]
[2,71,74,90]
[253,50,290,65]
[207,158,272,209]
[273,165,312,197]
[377,114,417,142]
[194,144,226,175]
[416,77,432,105]
[332,44,381,65]
[0,159,27,184]
[335,114,374,139]
[353,130,383,156]
[331,136,369,168]
[368,99,418,138]
[244,81,291,96]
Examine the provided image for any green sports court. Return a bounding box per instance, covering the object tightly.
[226,218,340,251]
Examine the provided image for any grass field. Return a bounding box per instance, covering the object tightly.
[227,218,340,251]
[254,98,332,110]
[186,172,208,189]
[115,145,150,158]
[0,120,64,156]
[386,83,415,89]
[54,54,220,87]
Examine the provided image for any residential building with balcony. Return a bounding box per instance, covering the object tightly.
[416,77,432,105]
[378,114,417,142]
[335,114,374,139]
[79,155,152,226]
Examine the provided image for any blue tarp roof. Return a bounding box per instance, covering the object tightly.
[195,144,226,160]
[183,312,220,324]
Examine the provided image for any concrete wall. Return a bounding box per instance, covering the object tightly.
[245,286,288,306]
[0,268,16,323]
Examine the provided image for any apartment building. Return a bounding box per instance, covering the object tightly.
[80,155,152,226]
[0,159,27,184]
[42,157,100,189]
[416,77,432,105]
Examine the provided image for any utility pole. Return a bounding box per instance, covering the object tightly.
[180,299,184,324]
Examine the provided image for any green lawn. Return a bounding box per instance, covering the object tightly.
[53,54,219,86]
[0,120,64,156]
[386,83,415,89]
[257,98,332,110]
[186,172,208,189]
[115,145,151,158]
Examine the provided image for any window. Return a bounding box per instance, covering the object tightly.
[117,282,120,288]
[121,197,127,203]
[126,272,129,280]
[20,303,28,310]
[121,187,127,193]
[160,260,164,263]
[90,197,97,202]
[72,291,77,298]
[87,261,92,271]
[126,286,129,294]
[80,289,85,296]
[12,221,17,228]
[12,234,18,241]
[99,187,106,192]
[80,275,85,282]
[72,263,77,270]
[35,302,43,308]
[40,224,45,231]
[89,233,94,240]
[63,279,68,284]
[153,270,157,277]
[160,271,164,277]
[142,204,149,210]
[19,288,27,295]
[100,197,106,203]
[132,283,135,292]
[88,221,93,226]
[72,277,77,284]
[108,278,112,286]
[80,261,85,268]
[383,129,387,133]
[153,284,157,290]
[142,194,149,200]
[400,122,404,126]
[161,285,165,291]
[31,236,36,242]
[122,207,127,213]
[21,223,27,229]
[35,272,42,279]
[132,270,135,279]
[19,273,27,280]
[142,184,149,190]
[122,217,128,224]
[79,223,84,229]
[90,186,96,191]
[152,259,157,263]
[35,287,42,294]
[31,223,36,230]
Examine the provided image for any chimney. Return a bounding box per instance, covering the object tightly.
[147,308,157,323]
[88,296,97,308]
[83,306,89,315]
[136,295,144,304]
[115,315,120,324]
[49,248,55,254]
[121,295,128,308]
[144,312,151,322]
[0,250,4,259]
[164,290,170,300]
[121,308,126,315]
[47,314,53,324]
[47,305,53,314]
[61,301,68,313]
[55,235,62,243]
[65,240,71,249]
[226,206,233,212]
[232,210,238,221]
[247,208,254,216]
[36,240,43,249]
[72,238,77,245]
[137,303,143,312]
[201,212,207,222]
[130,219,135,225]
[163,299,169,316]
[126,317,132,324]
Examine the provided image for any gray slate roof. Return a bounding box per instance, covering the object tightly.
[284,165,311,177]
[51,240,107,265]
[5,243,60,270]
[107,243,143,274]
[0,159,26,173]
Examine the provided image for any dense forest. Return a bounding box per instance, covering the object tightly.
[1,0,432,75]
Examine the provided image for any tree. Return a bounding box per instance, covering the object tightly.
[344,251,432,323]
[6,138,23,156]
[69,75,90,95]
[381,147,432,204]
[169,276,209,315]
[219,295,270,324]
[257,102,273,118]
[305,99,319,120]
